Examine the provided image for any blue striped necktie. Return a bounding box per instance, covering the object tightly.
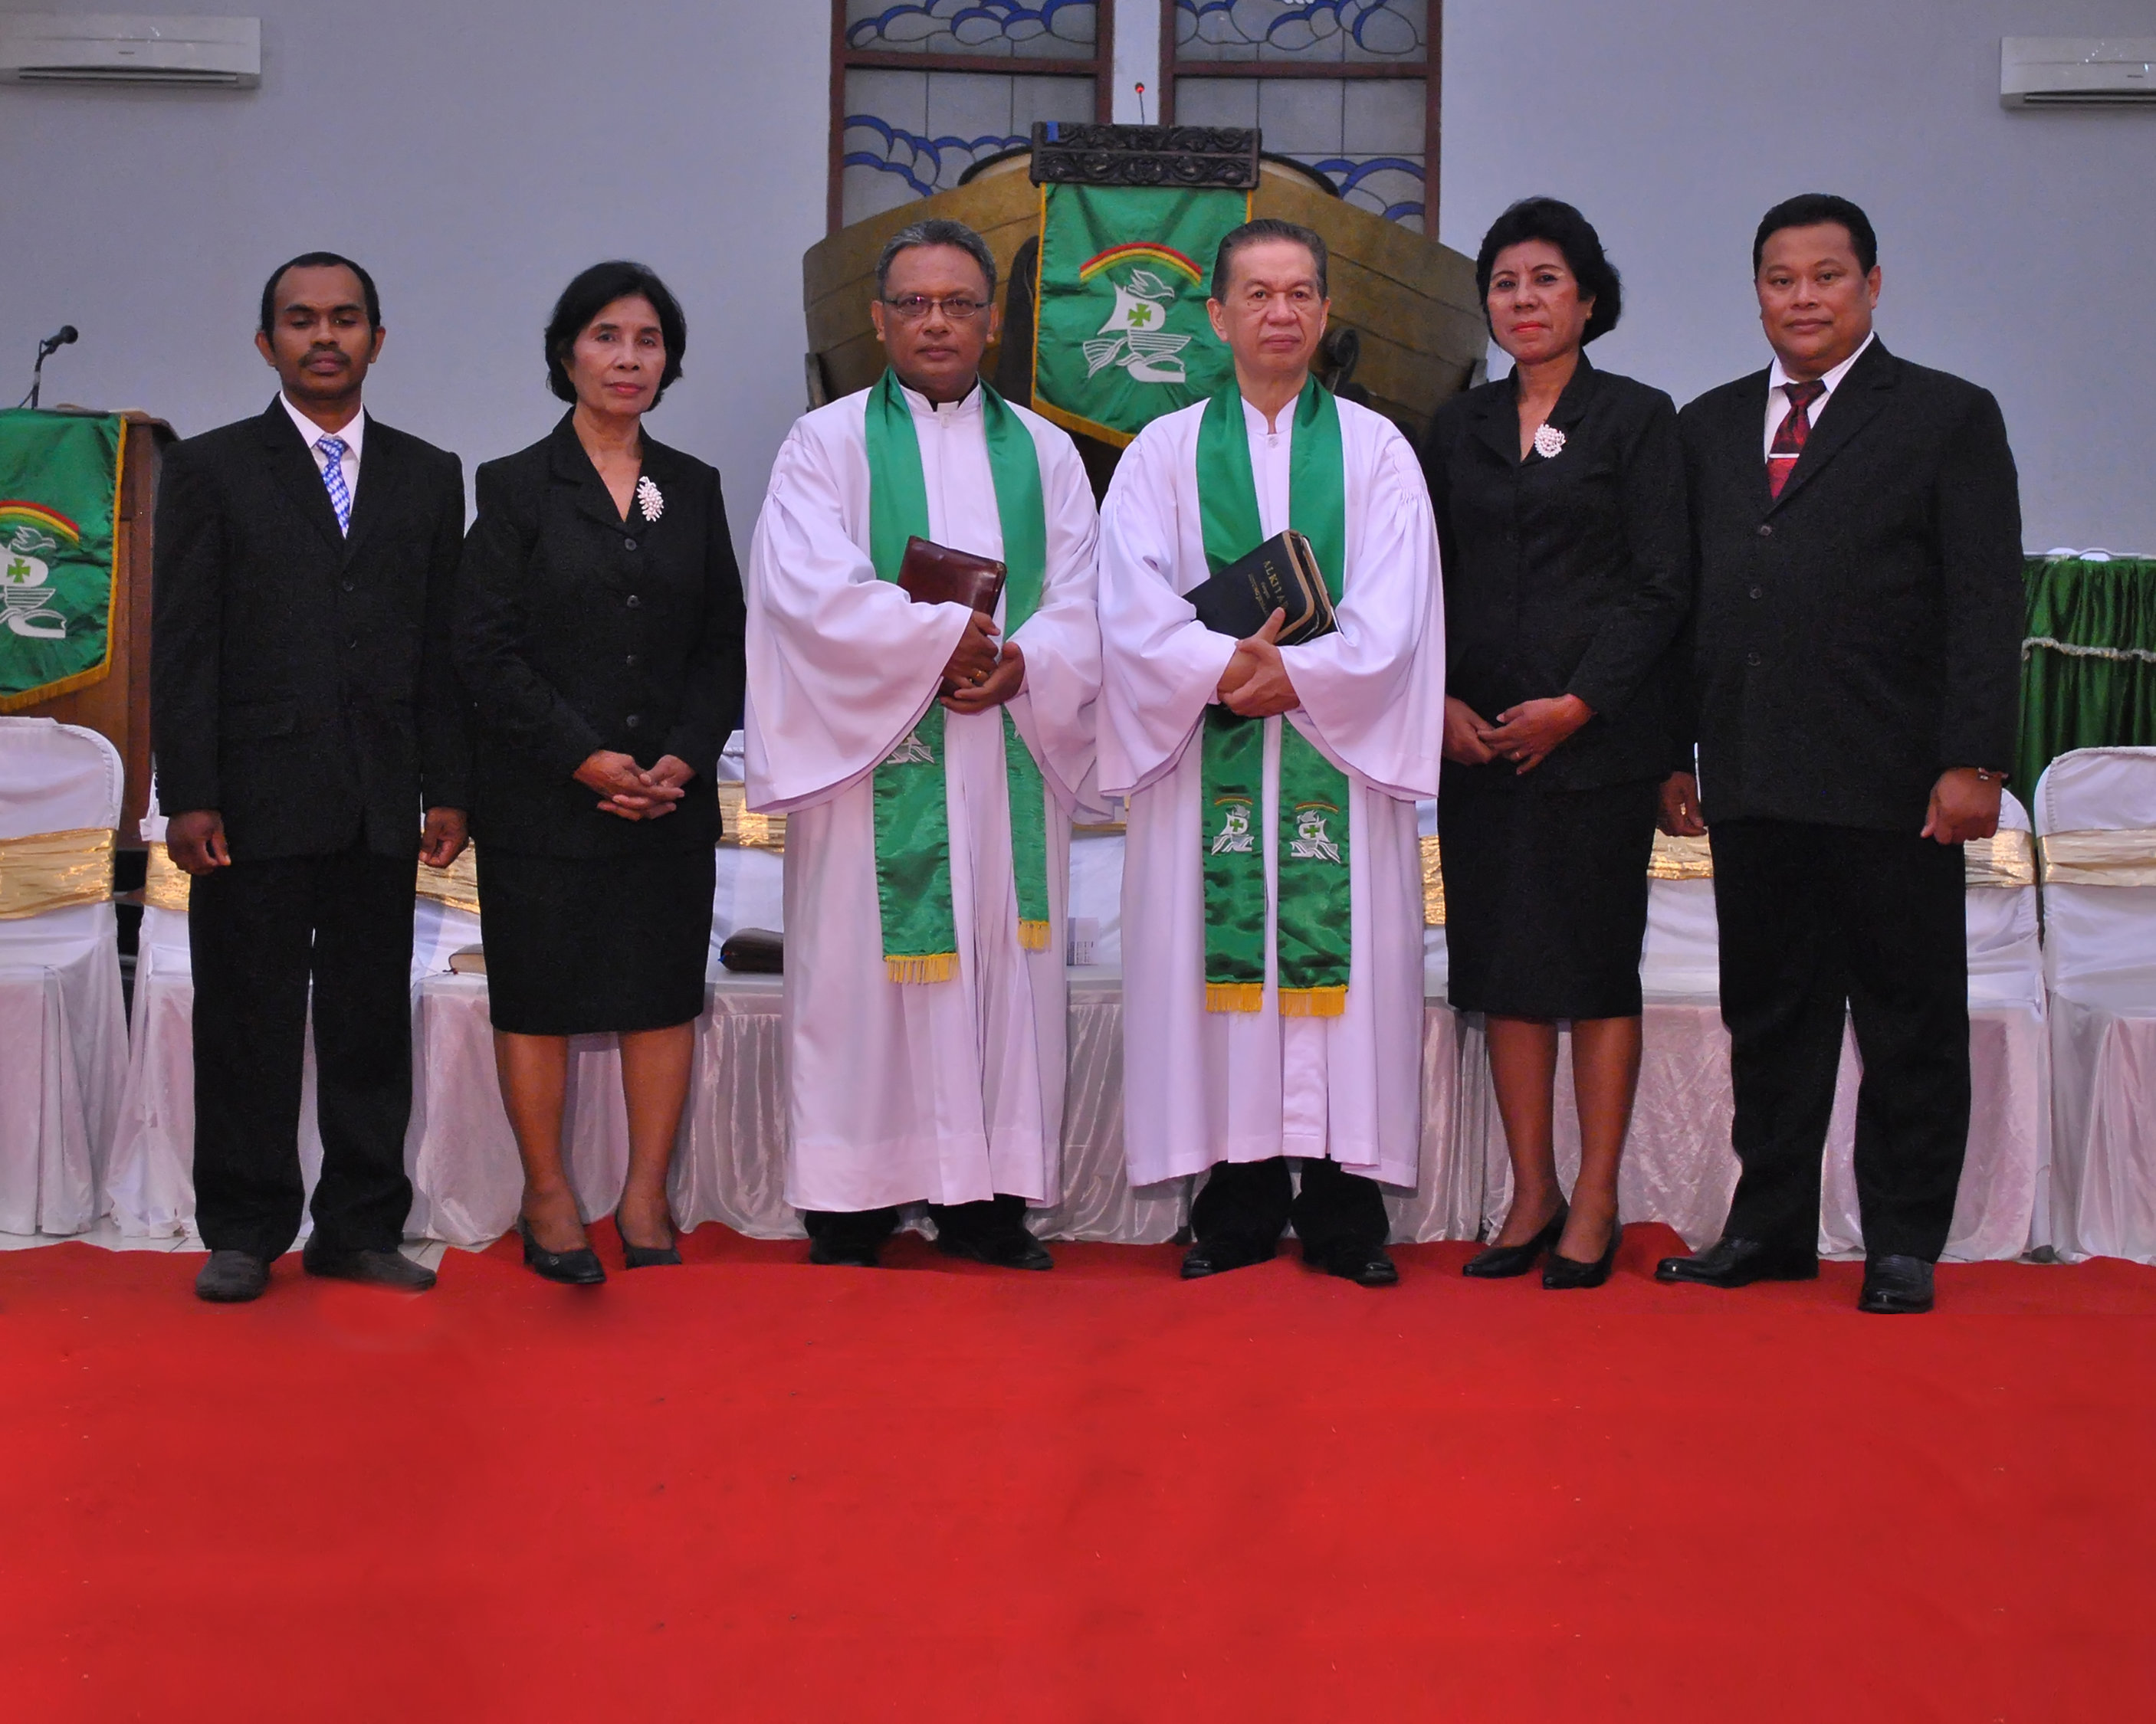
[318,434,352,535]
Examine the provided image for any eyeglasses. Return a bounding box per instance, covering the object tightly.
[881,293,989,323]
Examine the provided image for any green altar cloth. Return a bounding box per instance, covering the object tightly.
[2018,553,2156,797]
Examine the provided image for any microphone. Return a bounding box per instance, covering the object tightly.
[21,323,79,410]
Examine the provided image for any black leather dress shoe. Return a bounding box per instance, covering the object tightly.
[1543,1221,1621,1290]
[1462,1204,1568,1279]
[519,1219,605,1286]
[301,1240,438,1291]
[1310,1241,1400,1288]
[1859,1253,1934,1315]
[937,1229,1054,1270]
[1654,1236,1818,1287]
[808,1237,881,1268]
[615,1215,683,1269]
[1180,1237,1276,1280]
[194,1250,269,1303]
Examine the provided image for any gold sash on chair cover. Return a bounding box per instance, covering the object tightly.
[141,842,192,911]
[415,844,481,914]
[0,828,115,919]
[2037,827,2156,887]
[717,782,787,851]
[1648,833,1714,880]
[1420,834,1446,927]
[1964,830,2037,889]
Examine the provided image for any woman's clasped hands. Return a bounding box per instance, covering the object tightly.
[1442,693,1593,774]
[574,749,693,821]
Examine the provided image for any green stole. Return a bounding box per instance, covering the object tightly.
[1196,376,1353,1017]
[864,369,1052,983]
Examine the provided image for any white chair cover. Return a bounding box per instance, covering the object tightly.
[0,716,127,1234]
[2036,747,2156,1263]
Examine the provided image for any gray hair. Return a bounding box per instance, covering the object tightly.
[875,217,998,301]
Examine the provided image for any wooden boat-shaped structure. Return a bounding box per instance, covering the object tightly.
[802,129,1485,484]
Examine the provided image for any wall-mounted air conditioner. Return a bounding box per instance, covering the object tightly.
[0,15,260,87]
[2001,38,2155,108]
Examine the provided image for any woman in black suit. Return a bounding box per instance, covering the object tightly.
[456,261,746,1283]
[1420,199,1689,1288]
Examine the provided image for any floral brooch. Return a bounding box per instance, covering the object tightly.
[635,475,665,521]
[1532,423,1567,460]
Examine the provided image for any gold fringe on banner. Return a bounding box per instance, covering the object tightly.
[415,844,481,915]
[1419,834,1445,926]
[887,952,957,984]
[1278,985,1347,1018]
[1964,830,2037,890]
[1648,834,1715,880]
[1018,919,1050,951]
[0,827,113,918]
[142,841,192,912]
[2038,827,2156,887]
[1206,981,1264,1013]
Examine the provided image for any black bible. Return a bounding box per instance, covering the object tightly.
[1184,529,1337,646]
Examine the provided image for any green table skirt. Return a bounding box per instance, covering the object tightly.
[2017,554,2156,798]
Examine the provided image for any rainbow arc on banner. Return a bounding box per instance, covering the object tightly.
[0,500,83,545]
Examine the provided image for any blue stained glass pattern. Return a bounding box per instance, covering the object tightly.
[846,1,1098,57]
[1309,156,1424,227]
[841,69,1093,225]
[844,114,1030,201]
[1176,0,1426,62]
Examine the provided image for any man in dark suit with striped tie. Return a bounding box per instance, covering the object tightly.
[152,254,470,1302]
[1655,195,2024,1314]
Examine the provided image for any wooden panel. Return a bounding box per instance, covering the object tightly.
[19,412,172,845]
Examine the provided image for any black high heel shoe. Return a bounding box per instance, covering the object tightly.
[1462,1203,1568,1279]
[519,1217,605,1286]
[1542,1218,1622,1290]
[615,1213,682,1270]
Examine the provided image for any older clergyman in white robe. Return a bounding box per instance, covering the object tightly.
[1098,218,1444,1286]
[745,218,1101,1270]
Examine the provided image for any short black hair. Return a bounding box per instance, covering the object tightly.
[875,217,997,301]
[1753,193,1877,276]
[1474,198,1622,344]
[544,261,687,406]
[259,251,380,334]
[1209,218,1329,301]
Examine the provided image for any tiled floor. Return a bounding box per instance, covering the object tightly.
[0,1218,450,1270]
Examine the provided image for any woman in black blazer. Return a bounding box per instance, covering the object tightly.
[1419,200,1689,1289]
[456,261,746,1283]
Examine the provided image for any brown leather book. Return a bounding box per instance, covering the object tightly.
[898,535,1006,617]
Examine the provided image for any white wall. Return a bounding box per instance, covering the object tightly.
[0,1,830,549]
[1440,0,2156,551]
[2,2,2151,550]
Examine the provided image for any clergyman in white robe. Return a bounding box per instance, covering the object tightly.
[745,380,1101,1244]
[1097,391,1444,1253]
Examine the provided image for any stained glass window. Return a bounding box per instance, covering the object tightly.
[832,2,1110,230]
[1164,2,1435,233]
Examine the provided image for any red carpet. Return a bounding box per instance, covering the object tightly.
[5,1227,2151,1722]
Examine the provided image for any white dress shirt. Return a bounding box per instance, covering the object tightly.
[280,393,365,528]
[1762,329,1875,460]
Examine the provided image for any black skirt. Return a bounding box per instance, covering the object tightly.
[1439,764,1658,1021]
[474,844,715,1036]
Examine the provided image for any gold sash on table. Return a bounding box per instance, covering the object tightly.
[414,844,481,914]
[2037,827,2156,888]
[0,828,114,919]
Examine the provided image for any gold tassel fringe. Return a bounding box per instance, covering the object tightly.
[1018,919,1051,952]
[886,952,958,984]
[1278,985,1347,1018]
[1205,982,1265,1013]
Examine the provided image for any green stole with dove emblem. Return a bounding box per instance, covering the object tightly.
[864,369,1053,983]
[1196,376,1353,1015]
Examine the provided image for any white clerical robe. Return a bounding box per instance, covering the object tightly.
[746,381,1101,1211]
[1098,393,1443,1188]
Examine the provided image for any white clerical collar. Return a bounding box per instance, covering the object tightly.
[281,392,366,460]
[1768,329,1874,398]
[897,378,983,421]
[1240,382,1307,437]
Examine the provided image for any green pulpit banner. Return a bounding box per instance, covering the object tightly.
[0,409,126,712]
[2017,553,2156,795]
[1029,182,1249,447]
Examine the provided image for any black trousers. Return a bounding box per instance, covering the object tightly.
[802,1193,1030,1254]
[1709,818,1971,1262]
[1190,1156,1390,1257]
[189,841,418,1259]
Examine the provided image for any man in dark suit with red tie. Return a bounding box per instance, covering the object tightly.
[1656,195,2024,1314]
[153,253,470,1302]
